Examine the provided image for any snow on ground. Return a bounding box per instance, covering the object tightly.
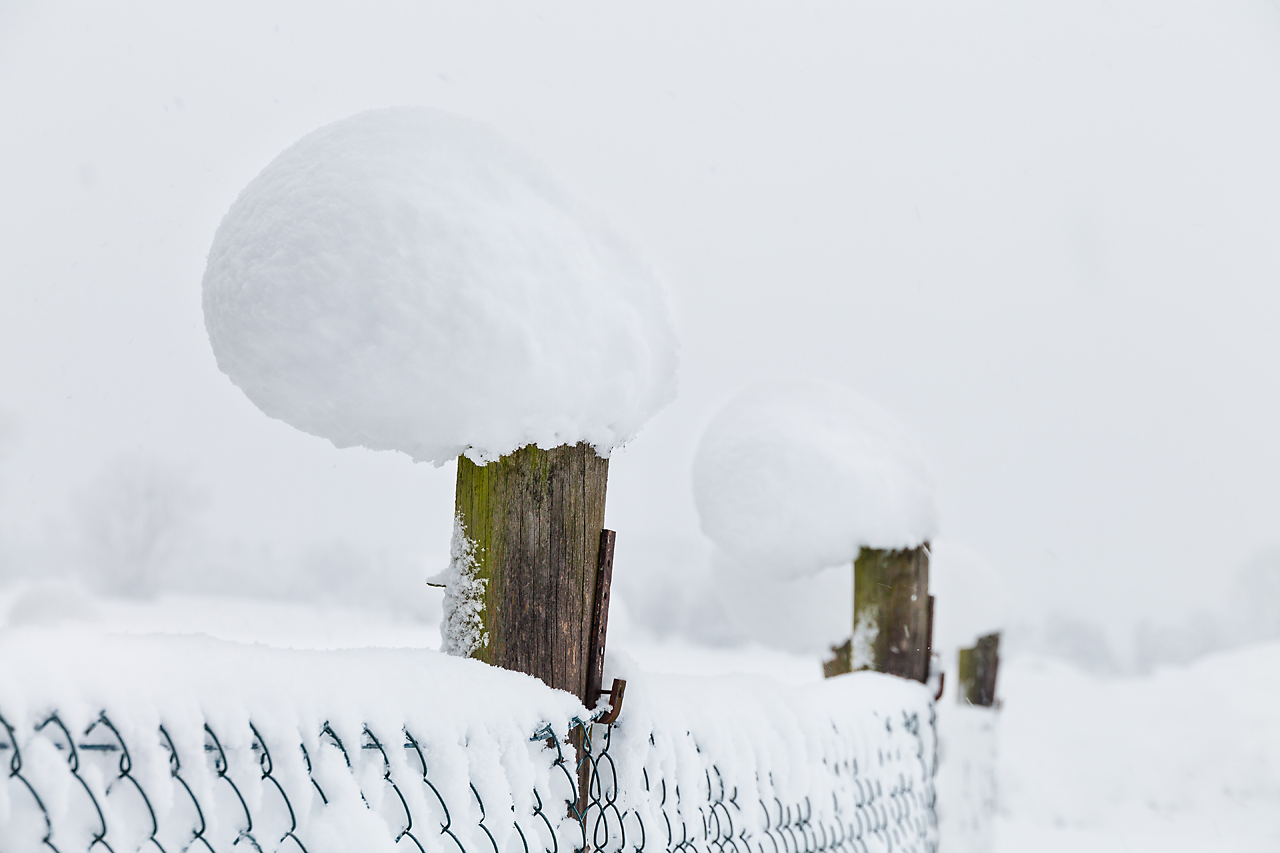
[0,582,442,651]
[0,581,823,683]
[993,643,1280,851]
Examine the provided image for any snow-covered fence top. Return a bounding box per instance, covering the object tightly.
[0,629,936,853]
[0,628,586,853]
[594,670,937,853]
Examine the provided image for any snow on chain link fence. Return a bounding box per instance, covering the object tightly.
[0,630,937,853]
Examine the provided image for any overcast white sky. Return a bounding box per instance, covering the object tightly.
[2,0,1280,650]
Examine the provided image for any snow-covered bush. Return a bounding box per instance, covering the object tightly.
[203,107,677,466]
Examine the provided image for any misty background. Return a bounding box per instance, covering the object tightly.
[2,0,1280,674]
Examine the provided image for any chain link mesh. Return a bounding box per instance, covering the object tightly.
[2,696,935,853]
[573,704,937,853]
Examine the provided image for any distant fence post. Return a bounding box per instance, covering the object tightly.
[957,631,1000,706]
[453,442,609,704]
[821,545,931,682]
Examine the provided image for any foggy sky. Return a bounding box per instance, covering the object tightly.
[2,0,1280,651]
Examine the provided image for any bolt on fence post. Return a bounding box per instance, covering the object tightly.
[453,443,611,703]
[957,631,1000,706]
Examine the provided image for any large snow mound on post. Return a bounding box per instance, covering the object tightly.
[693,380,937,580]
[203,107,677,465]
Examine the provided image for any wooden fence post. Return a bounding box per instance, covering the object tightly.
[453,442,609,704]
[851,545,932,683]
[957,631,1000,706]
[823,638,853,678]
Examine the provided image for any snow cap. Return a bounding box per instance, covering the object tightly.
[203,107,678,465]
[692,379,937,581]
[928,539,1011,656]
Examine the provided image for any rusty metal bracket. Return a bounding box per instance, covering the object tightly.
[591,678,626,725]
[584,529,616,707]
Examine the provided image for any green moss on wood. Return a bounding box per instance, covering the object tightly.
[958,632,1000,706]
[852,545,931,683]
[454,443,609,701]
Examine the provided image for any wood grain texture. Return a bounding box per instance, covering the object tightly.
[852,545,932,683]
[454,443,609,703]
[585,529,616,707]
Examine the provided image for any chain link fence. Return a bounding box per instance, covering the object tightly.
[577,706,936,853]
[0,709,591,853]
[1,669,936,853]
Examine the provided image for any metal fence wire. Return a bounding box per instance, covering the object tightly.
[571,707,936,853]
[1,702,935,853]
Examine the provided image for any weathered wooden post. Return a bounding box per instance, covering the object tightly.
[822,638,853,679]
[449,443,610,702]
[823,544,932,682]
[200,108,677,716]
[957,631,1000,706]
[852,545,932,682]
[692,381,937,681]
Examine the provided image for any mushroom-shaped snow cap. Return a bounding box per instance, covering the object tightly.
[203,107,678,466]
[928,540,1012,657]
[692,379,938,581]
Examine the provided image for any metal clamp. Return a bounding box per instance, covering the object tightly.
[592,678,626,725]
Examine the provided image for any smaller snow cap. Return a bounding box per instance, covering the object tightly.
[203,107,677,465]
[693,380,937,581]
[928,539,1011,657]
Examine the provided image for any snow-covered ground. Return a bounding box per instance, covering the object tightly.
[0,580,826,688]
[993,644,1280,852]
[1,583,1276,850]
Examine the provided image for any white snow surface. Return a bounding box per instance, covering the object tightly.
[993,645,1280,851]
[440,512,486,657]
[3,586,1276,850]
[693,380,938,580]
[935,705,999,853]
[0,625,588,853]
[0,597,936,851]
[203,107,677,466]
